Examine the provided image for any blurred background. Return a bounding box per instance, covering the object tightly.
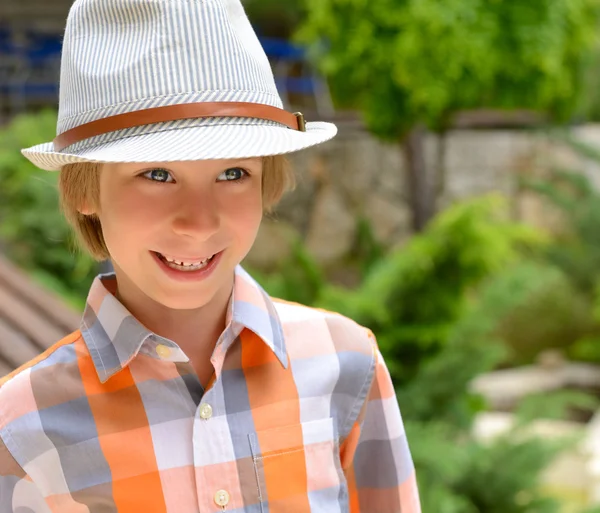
[3,0,600,511]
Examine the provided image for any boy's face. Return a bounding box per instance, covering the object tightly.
[90,158,264,310]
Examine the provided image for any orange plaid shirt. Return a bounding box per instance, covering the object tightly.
[0,267,420,512]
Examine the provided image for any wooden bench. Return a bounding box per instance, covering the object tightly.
[0,254,80,377]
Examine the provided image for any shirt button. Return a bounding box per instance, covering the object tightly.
[199,403,213,419]
[214,489,230,507]
[156,344,171,359]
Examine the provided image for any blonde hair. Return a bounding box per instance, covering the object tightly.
[58,155,295,261]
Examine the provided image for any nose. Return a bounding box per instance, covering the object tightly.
[170,190,220,241]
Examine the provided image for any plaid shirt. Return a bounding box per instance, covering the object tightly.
[0,266,420,512]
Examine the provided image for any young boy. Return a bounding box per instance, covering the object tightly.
[0,0,421,511]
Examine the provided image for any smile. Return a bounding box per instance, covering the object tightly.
[159,253,214,269]
[153,252,218,272]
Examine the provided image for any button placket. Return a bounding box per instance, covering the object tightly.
[192,362,231,512]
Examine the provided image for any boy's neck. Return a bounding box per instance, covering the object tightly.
[110,268,233,363]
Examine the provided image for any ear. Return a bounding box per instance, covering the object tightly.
[78,201,97,216]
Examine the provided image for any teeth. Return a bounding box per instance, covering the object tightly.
[165,256,208,266]
[158,253,215,271]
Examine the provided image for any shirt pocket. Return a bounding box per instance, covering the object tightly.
[247,417,347,512]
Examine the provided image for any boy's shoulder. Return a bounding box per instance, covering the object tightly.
[0,330,83,416]
[270,297,378,359]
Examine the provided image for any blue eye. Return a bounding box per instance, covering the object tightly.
[217,167,248,182]
[143,168,174,183]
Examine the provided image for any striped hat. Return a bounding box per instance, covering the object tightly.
[21,0,337,172]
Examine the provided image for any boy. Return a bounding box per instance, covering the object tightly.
[0,0,421,511]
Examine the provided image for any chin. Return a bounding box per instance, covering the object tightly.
[151,289,214,311]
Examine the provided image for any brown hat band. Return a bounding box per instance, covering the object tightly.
[53,102,307,152]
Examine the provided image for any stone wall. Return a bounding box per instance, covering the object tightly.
[246,122,600,271]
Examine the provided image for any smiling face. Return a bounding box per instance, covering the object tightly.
[86,158,264,311]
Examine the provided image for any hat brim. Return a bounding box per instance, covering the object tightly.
[21,121,337,171]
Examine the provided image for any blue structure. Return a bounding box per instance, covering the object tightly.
[258,36,333,116]
[0,27,62,114]
[0,28,332,116]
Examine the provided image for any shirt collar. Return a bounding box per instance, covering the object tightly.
[80,265,288,383]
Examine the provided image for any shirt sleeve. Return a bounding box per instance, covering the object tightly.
[0,435,49,513]
[339,331,421,513]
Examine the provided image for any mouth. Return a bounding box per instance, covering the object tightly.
[152,251,218,272]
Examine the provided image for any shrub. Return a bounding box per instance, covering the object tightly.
[0,111,97,307]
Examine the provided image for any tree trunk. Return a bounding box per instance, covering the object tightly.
[403,124,434,231]
[435,130,447,208]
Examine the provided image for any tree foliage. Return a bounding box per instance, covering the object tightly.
[317,195,543,389]
[297,0,600,138]
[0,111,97,307]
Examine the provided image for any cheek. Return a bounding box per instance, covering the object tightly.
[222,189,263,237]
[99,186,166,243]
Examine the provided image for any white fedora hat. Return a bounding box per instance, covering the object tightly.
[21,0,337,172]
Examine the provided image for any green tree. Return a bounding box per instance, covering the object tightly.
[297,0,600,229]
[523,140,600,364]
[317,194,542,391]
[0,111,97,307]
